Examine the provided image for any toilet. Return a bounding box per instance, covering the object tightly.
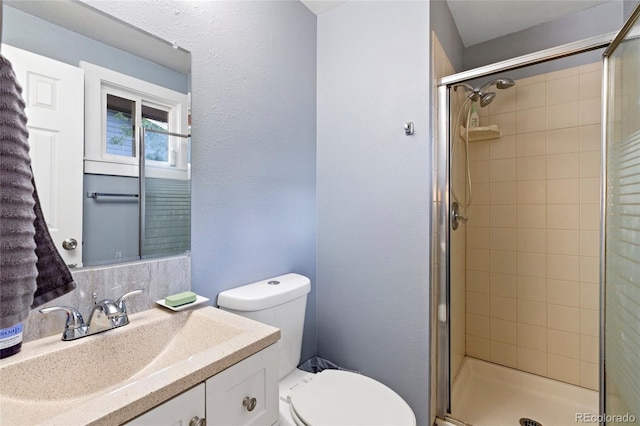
[217,273,416,426]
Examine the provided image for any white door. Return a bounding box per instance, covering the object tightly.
[2,44,84,267]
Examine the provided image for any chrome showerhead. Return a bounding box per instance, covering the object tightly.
[480,78,515,92]
[453,77,514,108]
[479,92,496,107]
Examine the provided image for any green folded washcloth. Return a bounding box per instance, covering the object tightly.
[164,291,197,307]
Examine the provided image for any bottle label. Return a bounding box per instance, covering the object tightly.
[0,323,24,350]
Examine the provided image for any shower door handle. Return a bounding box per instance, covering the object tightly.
[451,202,468,230]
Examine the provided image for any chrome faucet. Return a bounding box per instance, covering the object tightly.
[40,289,144,341]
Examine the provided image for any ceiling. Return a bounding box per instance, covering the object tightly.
[446,0,615,46]
[300,0,347,15]
[300,0,616,47]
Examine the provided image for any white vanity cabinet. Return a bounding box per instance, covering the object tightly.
[206,342,279,426]
[125,383,206,426]
[124,344,278,426]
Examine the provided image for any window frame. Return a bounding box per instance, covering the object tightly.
[82,61,188,179]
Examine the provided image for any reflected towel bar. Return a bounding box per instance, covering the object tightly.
[87,192,139,198]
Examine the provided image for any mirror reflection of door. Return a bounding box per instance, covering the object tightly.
[2,44,84,267]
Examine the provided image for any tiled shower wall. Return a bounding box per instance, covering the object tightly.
[464,63,601,390]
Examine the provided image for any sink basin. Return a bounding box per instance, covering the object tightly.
[0,306,280,425]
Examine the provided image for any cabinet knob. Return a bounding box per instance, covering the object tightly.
[189,416,206,426]
[242,396,257,412]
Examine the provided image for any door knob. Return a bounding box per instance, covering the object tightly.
[62,238,78,250]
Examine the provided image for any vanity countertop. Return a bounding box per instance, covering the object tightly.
[0,306,280,425]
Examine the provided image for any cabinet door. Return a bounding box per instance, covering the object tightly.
[125,383,205,426]
[206,344,278,426]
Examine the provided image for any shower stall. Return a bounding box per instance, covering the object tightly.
[432,4,640,425]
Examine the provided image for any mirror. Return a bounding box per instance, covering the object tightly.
[1,0,191,268]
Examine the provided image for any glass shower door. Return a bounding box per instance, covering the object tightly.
[603,5,640,424]
[140,128,191,260]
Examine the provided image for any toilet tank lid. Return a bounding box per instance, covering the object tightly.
[217,273,311,311]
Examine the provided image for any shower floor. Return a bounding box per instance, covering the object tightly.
[449,357,598,426]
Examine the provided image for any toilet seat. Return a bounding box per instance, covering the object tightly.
[288,370,416,426]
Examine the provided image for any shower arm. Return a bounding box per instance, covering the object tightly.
[453,83,480,103]
[453,82,475,93]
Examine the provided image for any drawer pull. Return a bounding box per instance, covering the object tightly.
[189,416,206,426]
[243,396,257,412]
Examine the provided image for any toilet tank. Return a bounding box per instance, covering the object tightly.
[217,273,311,379]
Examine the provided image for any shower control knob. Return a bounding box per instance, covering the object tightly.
[451,202,468,231]
[62,238,78,250]
[243,396,257,411]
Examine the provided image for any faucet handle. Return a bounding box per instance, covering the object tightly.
[116,289,144,313]
[39,306,85,329]
[39,306,88,340]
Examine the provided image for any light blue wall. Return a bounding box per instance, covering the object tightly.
[85,0,318,360]
[316,2,431,425]
[189,1,318,361]
[2,5,188,93]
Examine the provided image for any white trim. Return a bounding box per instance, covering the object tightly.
[84,160,189,181]
[84,160,139,177]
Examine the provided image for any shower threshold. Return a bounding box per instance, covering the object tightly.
[450,357,597,426]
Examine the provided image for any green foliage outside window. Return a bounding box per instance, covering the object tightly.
[108,112,168,161]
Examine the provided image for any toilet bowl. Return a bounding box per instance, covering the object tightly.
[279,368,415,426]
[217,273,416,426]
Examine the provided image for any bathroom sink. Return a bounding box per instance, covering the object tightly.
[0,306,280,426]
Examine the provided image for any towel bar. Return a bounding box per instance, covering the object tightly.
[86,192,139,198]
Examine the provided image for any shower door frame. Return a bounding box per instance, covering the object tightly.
[433,32,615,422]
[601,4,640,421]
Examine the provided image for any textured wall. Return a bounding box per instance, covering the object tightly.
[81,0,318,360]
[316,2,431,424]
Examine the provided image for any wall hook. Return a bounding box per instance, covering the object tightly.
[404,122,414,136]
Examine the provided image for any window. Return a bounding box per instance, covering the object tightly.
[106,94,135,157]
[82,61,189,179]
[105,97,171,162]
[142,104,170,162]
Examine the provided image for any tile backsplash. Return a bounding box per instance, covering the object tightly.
[24,255,191,342]
[464,62,601,390]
